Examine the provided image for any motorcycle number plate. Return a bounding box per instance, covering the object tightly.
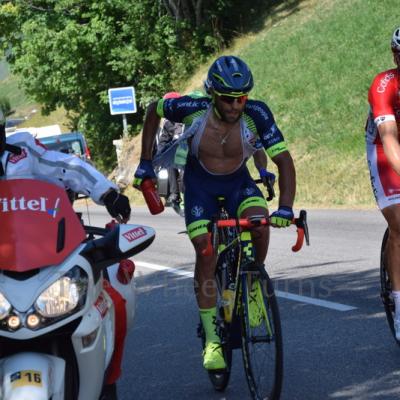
[10,370,43,388]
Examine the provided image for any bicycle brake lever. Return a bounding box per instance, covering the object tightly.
[290,210,310,252]
[265,178,275,202]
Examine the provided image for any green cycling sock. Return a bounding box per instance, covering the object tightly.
[199,306,220,344]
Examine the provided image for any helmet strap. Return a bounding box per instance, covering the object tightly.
[211,92,223,120]
[394,51,400,69]
[213,105,223,120]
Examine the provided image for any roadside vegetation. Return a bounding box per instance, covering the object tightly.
[0,0,398,208]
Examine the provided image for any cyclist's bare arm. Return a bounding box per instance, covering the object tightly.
[379,120,400,176]
[271,151,296,207]
[252,149,268,171]
[140,101,161,160]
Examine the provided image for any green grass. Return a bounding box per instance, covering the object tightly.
[236,0,399,208]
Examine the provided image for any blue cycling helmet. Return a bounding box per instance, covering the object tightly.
[205,55,254,95]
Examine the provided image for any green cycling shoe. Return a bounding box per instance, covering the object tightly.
[203,342,226,370]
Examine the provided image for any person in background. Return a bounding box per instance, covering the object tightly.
[366,27,400,338]
[157,92,185,210]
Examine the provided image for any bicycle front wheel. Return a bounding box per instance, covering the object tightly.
[380,228,400,345]
[240,268,283,400]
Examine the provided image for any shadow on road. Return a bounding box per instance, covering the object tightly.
[119,265,400,400]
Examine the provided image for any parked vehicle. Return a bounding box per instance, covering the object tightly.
[0,178,155,400]
[38,132,92,163]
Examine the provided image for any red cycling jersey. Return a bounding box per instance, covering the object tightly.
[366,68,400,208]
[366,68,400,145]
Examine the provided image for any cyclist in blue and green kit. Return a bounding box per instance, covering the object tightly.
[133,56,296,370]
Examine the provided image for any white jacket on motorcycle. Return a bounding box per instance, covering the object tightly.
[1,131,117,203]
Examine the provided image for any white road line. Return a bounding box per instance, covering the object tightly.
[136,261,193,277]
[275,290,357,311]
[135,261,358,312]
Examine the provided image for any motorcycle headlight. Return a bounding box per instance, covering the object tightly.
[0,292,11,320]
[158,169,169,179]
[35,266,88,318]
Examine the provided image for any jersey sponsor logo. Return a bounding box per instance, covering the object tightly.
[244,187,256,196]
[263,131,275,141]
[123,226,146,242]
[387,188,400,195]
[0,196,60,217]
[176,100,208,109]
[265,136,282,146]
[243,127,257,144]
[191,205,204,218]
[8,149,27,164]
[367,160,378,201]
[377,72,395,93]
[246,103,269,121]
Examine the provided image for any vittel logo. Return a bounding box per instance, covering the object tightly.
[123,227,146,242]
[377,73,395,93]
[0,196,60,218]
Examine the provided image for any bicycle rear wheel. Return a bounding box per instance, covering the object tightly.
[240,267,283,400]
[380,228,400,345]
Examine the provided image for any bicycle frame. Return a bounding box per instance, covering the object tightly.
[212,210,308,332]
[199,201,309,398]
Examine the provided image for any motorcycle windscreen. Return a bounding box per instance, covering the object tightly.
[0,179,86,272]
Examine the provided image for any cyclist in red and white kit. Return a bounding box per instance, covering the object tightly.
[366,27,400,338]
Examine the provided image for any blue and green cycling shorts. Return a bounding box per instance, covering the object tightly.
[184,156,267,240]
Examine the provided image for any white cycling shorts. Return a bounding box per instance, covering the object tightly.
[367,143,400,209]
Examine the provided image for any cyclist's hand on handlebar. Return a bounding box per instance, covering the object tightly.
[270,206,293,228]
[132,158,156,188]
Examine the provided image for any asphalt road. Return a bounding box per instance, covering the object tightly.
[75,203,398,400]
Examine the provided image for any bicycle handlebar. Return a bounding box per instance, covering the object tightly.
[215,209,310,252]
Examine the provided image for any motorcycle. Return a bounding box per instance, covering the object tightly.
[154,121,185,217]
[0,178,155,400]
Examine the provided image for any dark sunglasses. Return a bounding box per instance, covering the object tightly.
[215,92,248,104]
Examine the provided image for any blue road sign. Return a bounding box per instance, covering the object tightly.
[108,87,137,115]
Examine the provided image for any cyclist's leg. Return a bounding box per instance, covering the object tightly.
[368,142,400,335]
[382,205,400,290]
[228,176,269,265]
[382,205,400,336]
[167,167,180,203]
[225,178,269,328]
[184,168,225,369]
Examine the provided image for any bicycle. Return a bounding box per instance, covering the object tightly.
[197,196,309,400]
[380,227,400,345]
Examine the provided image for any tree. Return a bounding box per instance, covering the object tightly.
[0,0,269,169]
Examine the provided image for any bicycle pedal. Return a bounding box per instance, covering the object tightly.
[208,368,227,374]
